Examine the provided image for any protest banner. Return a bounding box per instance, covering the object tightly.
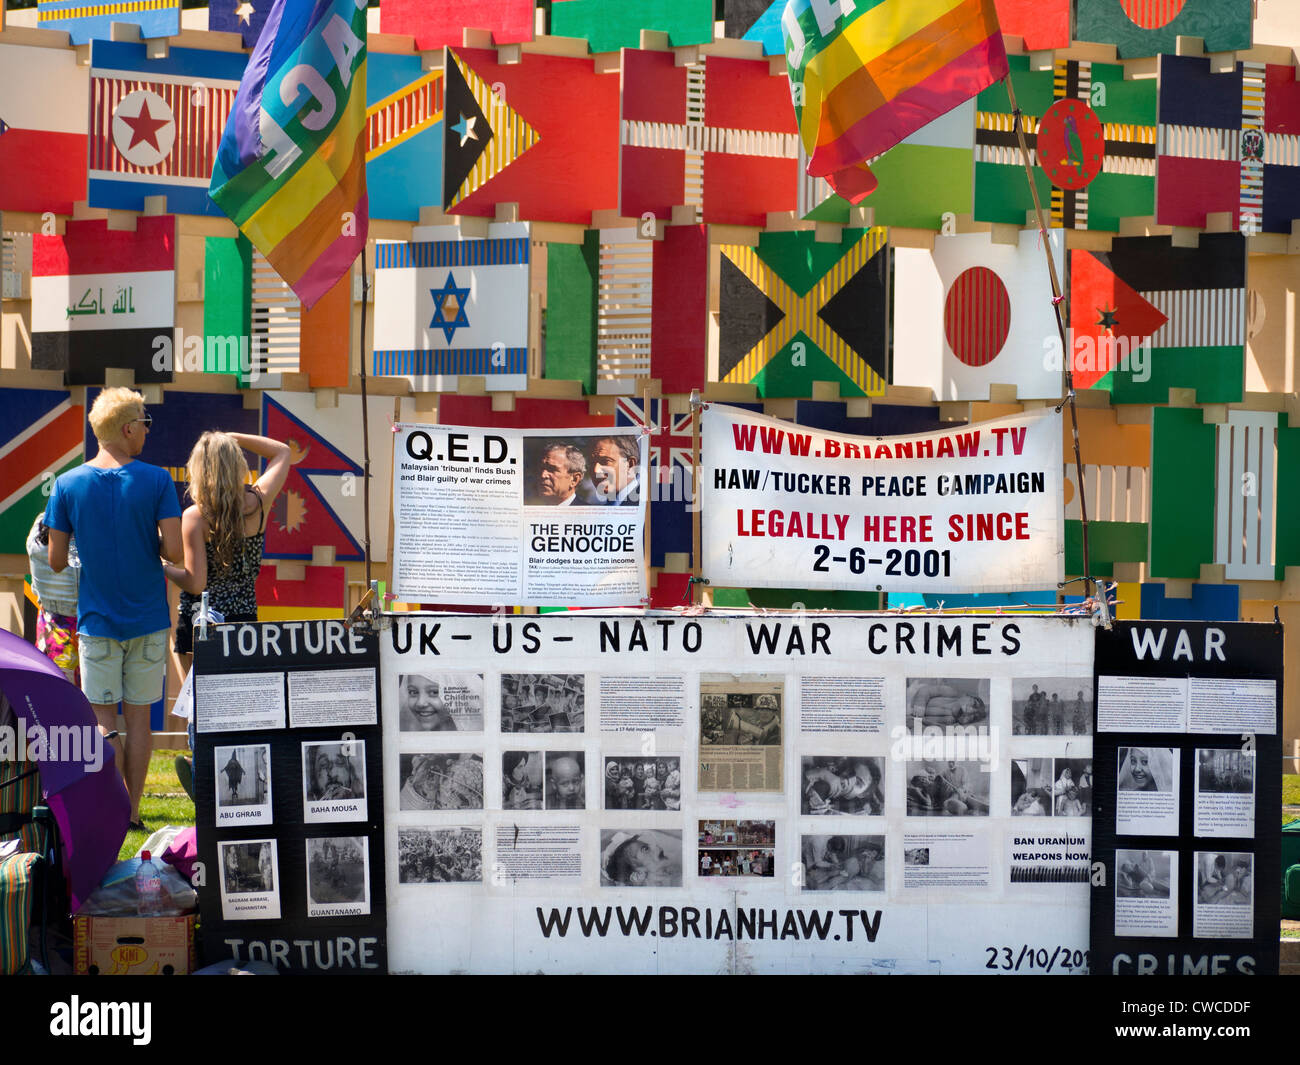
[702,404,1063,594]
[391,423,647,606]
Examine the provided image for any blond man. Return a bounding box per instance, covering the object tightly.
[46,387,182,829]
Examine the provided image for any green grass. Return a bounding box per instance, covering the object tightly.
[1285,774,1300,809]
[117,748,196,862]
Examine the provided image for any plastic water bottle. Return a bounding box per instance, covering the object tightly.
[136,851,164,916]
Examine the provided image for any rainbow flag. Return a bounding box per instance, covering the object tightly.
[209,0,368,309]
[784,0,1007,202]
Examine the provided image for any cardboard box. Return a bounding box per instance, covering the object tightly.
[73,914,197,975]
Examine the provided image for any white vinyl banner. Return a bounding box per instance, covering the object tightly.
[390,423,648,606]
[382,613,1094,975]
[701,404,1064,594]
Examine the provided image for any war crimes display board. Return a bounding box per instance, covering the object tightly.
[193,620,388,974]
[383,613,1094,974]
[701,405,1064,594]
[1089,622,1283,976]
[391,423,648,606]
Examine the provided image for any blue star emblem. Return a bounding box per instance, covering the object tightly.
[450,112,477,147]
[429,272,471,342]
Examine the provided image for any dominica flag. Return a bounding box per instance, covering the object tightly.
[974,56,1156,231]
[89,41,247,217]
[783,0,1008,202]
[209,0,368,309]
[1070,234,1246,404]
[718,227,888,398]
[372,223,530,389]
[0,43,87,215]
[37,0,180,44]
[30,215,176,385]
[0,390,83,556]
[366,52,443,221]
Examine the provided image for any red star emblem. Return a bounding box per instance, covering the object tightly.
[119,97,171,152]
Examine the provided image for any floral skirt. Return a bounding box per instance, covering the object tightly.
[36,607,79,683]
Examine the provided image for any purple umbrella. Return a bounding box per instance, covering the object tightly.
[0,628,129,912]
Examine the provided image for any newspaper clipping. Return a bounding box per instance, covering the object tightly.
[495,824,582,882]
[798,675,885,734]
[901,833,991,889]
[698,675,783,792]
[391,423,647,606]
[599,674,686,732]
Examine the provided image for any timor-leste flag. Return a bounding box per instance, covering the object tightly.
[783,0,1008,203]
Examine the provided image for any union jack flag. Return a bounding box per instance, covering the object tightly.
[616,397,695,567]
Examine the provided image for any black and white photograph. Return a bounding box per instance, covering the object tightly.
[503,751,543,810]
[697,820,775,879]
[398,827,482,884]
[218,839,280,920]
[1114,849,1178,938]
[396,672,484,732]
[600,829,683,887]
[801,834,885,892]
[904,848,930,865]
[800,756,885,815]
[1116,747,1179,836]
[1010,758,1054,816]
[603,756,682,810]
[545,751,586,810]
[905,759,991,816]
[1193,851,1255,939]
[214,744,271,826]
[301,742,367,823]
[1051,758,1093,817]
[305,836,371,917]
[501,672,585,733]
[1194,749,1256,839]
[1011,677,1093,736]
[905,678,990,731]
[523,435,642,507]
[1116,848,1172,899]
[398,753,484,811]
[1117,746,1174,791]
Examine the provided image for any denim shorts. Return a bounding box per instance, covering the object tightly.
[79,630,169,706]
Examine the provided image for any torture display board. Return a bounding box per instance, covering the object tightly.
[382,612,1094,974]
[1089,621,1283,976]
[193,620,388,974]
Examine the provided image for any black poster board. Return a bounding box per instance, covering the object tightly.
[193,620,387,973]
[1090,621,1282,976]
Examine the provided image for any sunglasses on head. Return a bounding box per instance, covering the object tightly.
[131,413,153,428]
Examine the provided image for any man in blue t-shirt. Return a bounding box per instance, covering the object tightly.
[46,387,182,829]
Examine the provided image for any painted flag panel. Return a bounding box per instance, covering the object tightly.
[255,563,347,621]
[892,229,1064,401]
[30,215,176,385]
[0,43,88,215]
[261,392,394,563]
[366,53,443,221]
[37,0,180,44]
[380,0,534,50]
[992,0,1069,49]
[208,0,272,48]
[784,0,1008,203]
[1075,0,1252,59]
[208,0,369,309]
[443,48,619,224]
[718,227,888,398]
[975,57,1156,231]
[1071,234,1246,404]
[372,222,530,390]
[616,397,693,568]
[551,0,713,53]
[89,41,247,217]
[1149,406,1216,579]
[727,0,786,55]
[0,390,83,556]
